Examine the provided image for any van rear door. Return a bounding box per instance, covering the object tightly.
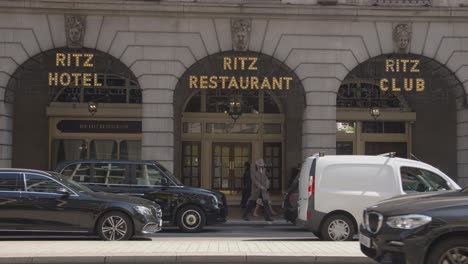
[297,157,316,222]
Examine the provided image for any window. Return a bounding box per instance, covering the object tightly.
[183,122,202,134]
[62,163,91,183]
[362,122,405,134]
[107,163,128,184]
[264,143,282,191]
[336,122,356,134]
[25,174,62,193]
[206,123,259,134]
[135,164,166,186]
[119,140,141,160]
[51,139,87,168]
[400,167,450,192]
[0,173,23,192]
[182,143,201,187]
[264,123,281,134]
[93,163,128,184]
[365,142,407,158]
[336,142,353,155]
[90,140,117,160]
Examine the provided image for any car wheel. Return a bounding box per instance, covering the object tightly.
[97,211,133,241]
[427,238,468,264]
[320,214,355,241]
[176,205,206,233]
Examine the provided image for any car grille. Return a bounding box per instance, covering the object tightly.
[365,211,383,234]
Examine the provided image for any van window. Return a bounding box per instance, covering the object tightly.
[93,163,128,184]
[321,164,395,192]
[400,167,450,192]
[62,163,91,183]
[135,164,167,186]
[0,173,23,191]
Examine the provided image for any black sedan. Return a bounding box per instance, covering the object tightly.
[55,160,227,232]
[0,169,162,240]
[360,188,468,264]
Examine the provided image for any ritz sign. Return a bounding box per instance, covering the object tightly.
[380,59,425,92]
[48,53,102,87]
[189,56,293,90]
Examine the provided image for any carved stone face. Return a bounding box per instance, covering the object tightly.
[231,18,251,51]
[397,34,410,50]
[233,30,248,51]
[68,27,81,43]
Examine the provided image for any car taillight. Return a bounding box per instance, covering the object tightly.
[307,210,312,220]
[308,176,315,198]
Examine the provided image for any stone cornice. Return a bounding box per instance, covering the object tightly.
[1,0,468,21]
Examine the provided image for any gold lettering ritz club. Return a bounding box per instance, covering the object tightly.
[189,57,293,90]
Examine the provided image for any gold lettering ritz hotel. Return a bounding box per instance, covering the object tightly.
[1,0,468,203]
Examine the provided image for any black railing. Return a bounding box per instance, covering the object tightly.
[374,0,431,6]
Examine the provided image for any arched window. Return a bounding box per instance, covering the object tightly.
[183,90,281,114]
[49,73,141,104]
[337,81,407,109]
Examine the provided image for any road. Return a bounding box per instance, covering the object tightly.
[149,222,319,241]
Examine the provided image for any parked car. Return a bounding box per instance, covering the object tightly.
[0,169,162,240]
[55,160,227,232]
[282,171,300,224]
[360,188,468,264]
[296,153,460,241]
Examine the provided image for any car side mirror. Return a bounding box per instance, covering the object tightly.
[56,187,70,197]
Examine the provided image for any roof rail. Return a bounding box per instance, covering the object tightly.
[377,152,396,158]
[312,152,325,157]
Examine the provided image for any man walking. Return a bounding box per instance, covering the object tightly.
[242,159,273,222]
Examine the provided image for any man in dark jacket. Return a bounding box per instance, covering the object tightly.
[240,161,251,209]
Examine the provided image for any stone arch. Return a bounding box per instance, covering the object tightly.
[337,53,467,182]
[173,50,305,182]
[7,47,141,170]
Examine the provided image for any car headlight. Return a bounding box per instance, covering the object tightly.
[386,214,432,229]
[211,195,219,208]
[134,205,152,216]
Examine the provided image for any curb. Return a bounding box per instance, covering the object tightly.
[0,255,376,264]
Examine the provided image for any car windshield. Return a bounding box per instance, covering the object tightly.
[48,172,93,193]
[156,163,183,186]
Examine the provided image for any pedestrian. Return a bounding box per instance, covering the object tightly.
[253,167,277,217]
[242,158,273,222]
[240,161,251,209]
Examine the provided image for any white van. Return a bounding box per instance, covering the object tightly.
[296,153,460,241]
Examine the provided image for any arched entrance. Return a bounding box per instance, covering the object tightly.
[174,51,304,202]
[7,48,142,170]
[337,54,466,180]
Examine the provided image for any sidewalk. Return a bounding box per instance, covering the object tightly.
[0,240,376,264]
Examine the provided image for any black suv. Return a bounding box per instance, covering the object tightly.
[55,160,227,232]
[0,169,162,240]
[360,189,468,264]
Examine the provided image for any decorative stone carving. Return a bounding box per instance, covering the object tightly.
[65,15,86,49]
[231,18,251,51]
[393,24,412,54]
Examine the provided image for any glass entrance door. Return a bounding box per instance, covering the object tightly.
[212,143,251,193]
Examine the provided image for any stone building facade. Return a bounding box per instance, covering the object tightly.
[1,0,468,196]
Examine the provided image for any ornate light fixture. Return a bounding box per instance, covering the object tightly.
[226,94,242,121]
[370,106,380,120]
[88,101,98,116]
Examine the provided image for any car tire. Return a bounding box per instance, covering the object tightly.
[176,205,206,233]
[320,214,355,241]
[97,211,133,241]
[427,237,468,264]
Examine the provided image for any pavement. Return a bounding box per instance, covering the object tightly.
[0,207,377,263]
[0,240,375,264]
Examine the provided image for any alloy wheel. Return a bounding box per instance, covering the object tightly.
[101,215,128,241]
[181,209,201,230]
[439,247,468,264]
[327,219,350,241]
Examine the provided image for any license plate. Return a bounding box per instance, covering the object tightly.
[359,233,371,248]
